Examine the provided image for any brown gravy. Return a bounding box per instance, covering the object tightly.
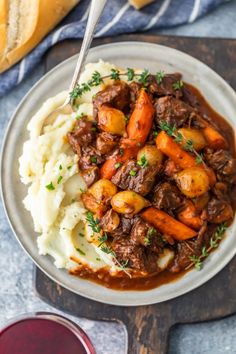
[73,83,236,291]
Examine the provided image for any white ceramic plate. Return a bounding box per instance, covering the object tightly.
[1,42,236,306]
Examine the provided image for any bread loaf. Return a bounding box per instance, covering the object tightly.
[0,0,79,73]
[129,0,156,10]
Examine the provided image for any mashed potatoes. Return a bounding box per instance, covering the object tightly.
[19,60,174,276]
[19,61,121,273]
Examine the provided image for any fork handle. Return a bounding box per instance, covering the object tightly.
[67,0,108,100]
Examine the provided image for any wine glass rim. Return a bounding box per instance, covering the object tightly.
[0,311,96,354]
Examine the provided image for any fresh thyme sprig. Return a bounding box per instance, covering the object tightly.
[86,211,131,277]
[69,68,166,103]
[173,80,184,91]
[156,70,165,85]
[158,121,206,166]
[86,212,101,233]
[187,222,228,271]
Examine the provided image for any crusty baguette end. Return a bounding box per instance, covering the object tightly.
[0,0,79,73]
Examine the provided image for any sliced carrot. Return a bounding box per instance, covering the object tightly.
[178,200,203,230]
[127,89,154,144]
[203,126,228,149]
[100,147,138,179]
[156,131,216,186]
[141,207,197,241]
[156,131,197,169]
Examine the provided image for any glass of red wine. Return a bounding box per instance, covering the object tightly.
[0,312,96,354]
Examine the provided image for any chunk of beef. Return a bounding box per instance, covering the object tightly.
[213,182,228,200]
[182,85,202,110]
[147,73,183,98]
[81,167,99,187]
[111,159,159,196]
[111,236,160,273]
[164,159,181,178]
[67,117,96,155]
[153,182,183,211]
[109,216,137,238]
[207,198,233,224]
[129,81,142,111]
[100,209,120,233]
[96,132,119,155]
[155,96,193,128]
[170,239,201,272]
[93,81,130,118]
[130,218,164,254]
[111,236,146,271]
[204,148,236,179]
[78,146,104,170]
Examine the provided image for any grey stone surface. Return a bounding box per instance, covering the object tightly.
[0,2,236,353]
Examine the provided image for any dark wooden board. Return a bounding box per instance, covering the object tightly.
[35,35,236,354]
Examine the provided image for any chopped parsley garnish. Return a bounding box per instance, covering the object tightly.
[129,170,137,176]
[156,70,165,85]
[96,257,101,262]
[59,164,62,170]
[173,80,184,91]
[144,227,157,246]
[76,248,86,256]
[57,176,63,184]
[147,227,157,238]
[115,162,122,169]
[67,165,72,170]
[90,156,97,164]
[137,154,148,168]
[144,237,151,246]
[79,188,85,193]
[86,212,101,233]
[45,182,55,191]
[79,232,84,237]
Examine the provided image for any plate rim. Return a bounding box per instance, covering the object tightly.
[1,41,236,306]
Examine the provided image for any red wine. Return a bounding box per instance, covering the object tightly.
[0,316,95,354]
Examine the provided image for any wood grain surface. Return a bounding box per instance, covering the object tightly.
[35,34,236,354]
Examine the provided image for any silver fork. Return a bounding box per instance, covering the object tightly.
[40,0,108,134]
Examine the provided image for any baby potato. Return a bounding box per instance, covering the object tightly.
[111,191,149,215]
[98,105,126,135]
[175,167,210,198]
[177,128,207,151]
[81,192,104,216]
[137,145,163,167]
[89,178,117,201]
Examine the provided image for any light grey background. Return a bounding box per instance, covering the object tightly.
[0,1,236,353]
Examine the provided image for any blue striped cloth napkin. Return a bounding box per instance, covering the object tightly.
[0,0,230,97]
